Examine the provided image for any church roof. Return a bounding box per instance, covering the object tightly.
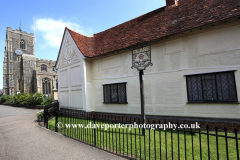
[65,0,240,58]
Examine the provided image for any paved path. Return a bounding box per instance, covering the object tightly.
[0,105,125,160]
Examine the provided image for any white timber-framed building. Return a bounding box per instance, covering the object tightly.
[56,0,240,121]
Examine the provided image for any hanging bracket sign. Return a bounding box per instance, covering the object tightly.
[131,42,153,135]
[131,42,153,71]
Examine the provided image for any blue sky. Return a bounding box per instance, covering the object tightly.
[0,0,166,89]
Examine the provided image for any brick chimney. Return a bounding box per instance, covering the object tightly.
[166,0,175,6]
[166,0,179,9]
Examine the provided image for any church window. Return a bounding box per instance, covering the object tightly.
[42,78,51,94]
[20,39,25,49]
[41,65,47,72]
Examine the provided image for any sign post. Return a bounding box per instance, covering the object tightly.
[131,42,153,136]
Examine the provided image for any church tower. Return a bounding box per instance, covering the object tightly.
[3,27,35,95]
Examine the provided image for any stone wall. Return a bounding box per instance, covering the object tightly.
[3,27,35,95]
[35,58,58,96]
[22,54,36,94]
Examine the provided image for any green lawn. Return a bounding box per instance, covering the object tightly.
[48,117,240,160]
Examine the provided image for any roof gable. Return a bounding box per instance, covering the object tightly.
[56,29,83,69]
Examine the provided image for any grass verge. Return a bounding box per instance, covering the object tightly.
[48,117,240,160]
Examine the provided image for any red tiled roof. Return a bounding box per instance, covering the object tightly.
[67,0,240,58]
[67,29,95,57]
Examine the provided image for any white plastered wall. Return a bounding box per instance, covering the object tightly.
[88,23,240,119]
[57,30,85,110]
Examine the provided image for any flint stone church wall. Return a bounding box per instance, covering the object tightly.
[3,27,58,97]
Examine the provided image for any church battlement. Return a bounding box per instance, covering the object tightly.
[36,58,55,62]
[7,27,34,37]
[36,58,56,66]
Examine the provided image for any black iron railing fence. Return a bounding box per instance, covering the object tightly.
[51,108,240,160]
[43,102,59,128]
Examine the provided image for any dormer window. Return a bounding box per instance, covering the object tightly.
[20,39,25,49]
[41,65,47,72]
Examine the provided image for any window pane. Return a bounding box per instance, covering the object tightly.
[103,83,127,103]
[45,82,48,94]
[187,71,237,103]
[42,78,51,94]
[42,82,45,94]
[20,40,25,49]
[41,65,47,72]
[45,81,47,94]
[104,85,111,103]
[118,84,126,103]
[187,75,202,102]
[111,84,118,103]
[47,81,49,94]
[216,72,237,101]
[48,82,51,94]
[202,74,217,101]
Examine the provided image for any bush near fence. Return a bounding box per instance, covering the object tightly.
[0,92,53,107]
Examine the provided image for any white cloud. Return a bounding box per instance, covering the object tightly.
[32,18,93,48]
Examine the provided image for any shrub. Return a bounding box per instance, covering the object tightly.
[27,92,43,105]
[1,94,13,103]
[7,99,14,104]
[13,92,31,105]
[37,110,44,121]
[41,97,52,106]
[2,92,50,106]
